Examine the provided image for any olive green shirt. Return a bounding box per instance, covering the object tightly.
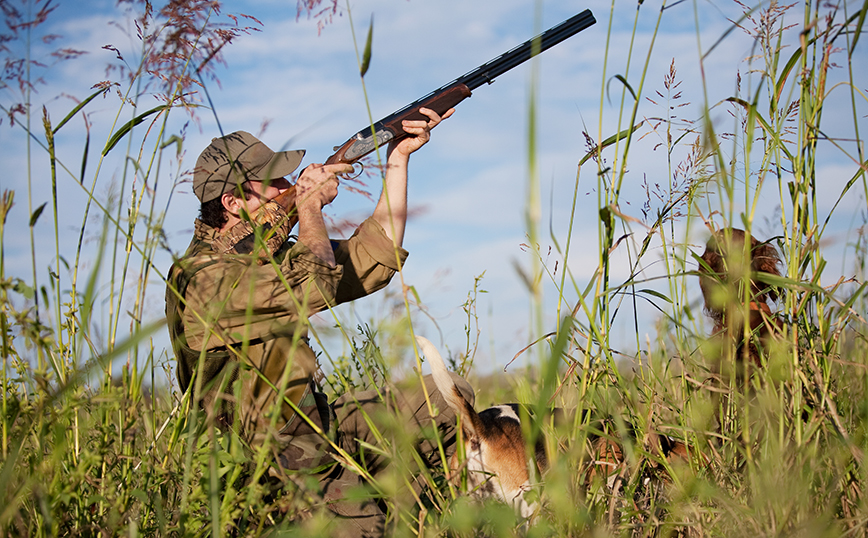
[166,217,408,445]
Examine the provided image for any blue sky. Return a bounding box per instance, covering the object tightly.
[2,0,866,381]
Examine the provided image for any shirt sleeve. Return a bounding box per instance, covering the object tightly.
[182,218,408,352]
[183,246,344,351]
[332,217,409,304]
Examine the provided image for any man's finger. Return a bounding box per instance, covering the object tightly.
[417,109,439,124]
[418,106,454,124]
[402,119,433,131]
[324,163,355,175]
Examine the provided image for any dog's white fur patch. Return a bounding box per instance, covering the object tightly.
[491,404,520,423]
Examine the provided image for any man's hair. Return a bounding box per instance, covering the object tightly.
[198,181,256,229]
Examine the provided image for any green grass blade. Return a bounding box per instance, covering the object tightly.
[850,0,868,56]
[360,14,374,77]
[579,122,643,166]
[101,104,168,156]
[52,87,107,134]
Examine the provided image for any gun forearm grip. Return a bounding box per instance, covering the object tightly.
[327,83,471,165]
[386,83,471,135]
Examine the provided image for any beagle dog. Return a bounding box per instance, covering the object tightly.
[416,336,689,519]
[417,336,544,517]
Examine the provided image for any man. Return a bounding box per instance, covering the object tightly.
[166,107,473,536]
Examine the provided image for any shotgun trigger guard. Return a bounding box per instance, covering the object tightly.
[344,162,364,180]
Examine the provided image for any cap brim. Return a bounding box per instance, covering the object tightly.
[254,149,306,181]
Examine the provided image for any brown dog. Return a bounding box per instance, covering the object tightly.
[417,335,541,517]
[698,227,783,368]
[416,336,689,519]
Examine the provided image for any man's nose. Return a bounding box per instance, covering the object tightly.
[273,177,291,191]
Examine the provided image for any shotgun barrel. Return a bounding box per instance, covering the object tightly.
[327,9,597,163]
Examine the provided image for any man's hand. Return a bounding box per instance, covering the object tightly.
[295,163,354,209]
[388,107,454,157]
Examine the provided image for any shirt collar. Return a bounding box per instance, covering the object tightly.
[193,219,220,244]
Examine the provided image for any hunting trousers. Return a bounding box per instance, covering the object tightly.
[276,372,475,538]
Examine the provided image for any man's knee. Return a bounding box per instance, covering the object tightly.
[323,502,385,538]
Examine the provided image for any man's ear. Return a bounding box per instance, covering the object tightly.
[221,192,241,218]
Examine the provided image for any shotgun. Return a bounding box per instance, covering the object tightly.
[327,9,596,165]
[225,9,596,256]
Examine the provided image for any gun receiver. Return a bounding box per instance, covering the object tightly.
[326,9,596,164]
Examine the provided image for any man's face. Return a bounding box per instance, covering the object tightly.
[237,176,291,214]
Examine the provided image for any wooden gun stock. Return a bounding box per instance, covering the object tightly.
[271,186,298,230]
[213,186,298,258]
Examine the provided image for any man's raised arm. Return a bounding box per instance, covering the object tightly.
[372,106,453,247]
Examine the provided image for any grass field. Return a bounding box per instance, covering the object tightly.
[3,0,868,536]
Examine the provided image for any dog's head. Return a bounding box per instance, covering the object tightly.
[698,228,783,366]
[698,228,781,325]
[451,403,541,519]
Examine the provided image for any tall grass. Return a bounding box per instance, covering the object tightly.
[2,0,868,536]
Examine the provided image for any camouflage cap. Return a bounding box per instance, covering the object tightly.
[193,131,305,203]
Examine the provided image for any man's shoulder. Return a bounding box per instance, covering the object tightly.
[168,238,229,290]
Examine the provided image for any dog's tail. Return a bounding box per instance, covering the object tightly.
[416,336,481,437]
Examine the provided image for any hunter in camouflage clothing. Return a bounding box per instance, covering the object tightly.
[166,108,473,537]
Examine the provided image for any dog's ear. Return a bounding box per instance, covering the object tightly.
[750,239,782,303]
[698,231,737,319]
